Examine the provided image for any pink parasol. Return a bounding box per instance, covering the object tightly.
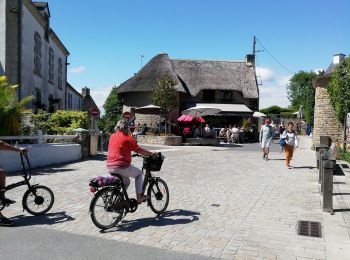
[177,114,205,123]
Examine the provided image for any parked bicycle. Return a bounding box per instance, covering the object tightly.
[0,152,55,215]
[88,152,169,230]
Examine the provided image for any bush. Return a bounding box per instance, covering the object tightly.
[31,110,89,135]
[340,150,350,163]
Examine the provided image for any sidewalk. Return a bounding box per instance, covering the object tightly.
[1,136,350,259]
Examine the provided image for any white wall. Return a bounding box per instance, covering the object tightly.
[0,0,6,75]
[0,143,81,172]
[66,88,82,111]
[21,4,66,108]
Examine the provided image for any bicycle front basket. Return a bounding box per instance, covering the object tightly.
[143,155,164,171]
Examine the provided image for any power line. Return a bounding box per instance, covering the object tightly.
[255,37,294,75]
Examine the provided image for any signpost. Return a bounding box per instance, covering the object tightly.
[90,107,99,118]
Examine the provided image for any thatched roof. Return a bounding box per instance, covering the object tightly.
[117,53,258,98]
[117,53,185,93]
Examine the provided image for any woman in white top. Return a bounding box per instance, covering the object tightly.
[280,122,298,168]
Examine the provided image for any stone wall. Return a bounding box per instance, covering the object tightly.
[313,78,344,145]
[136,135,182,146]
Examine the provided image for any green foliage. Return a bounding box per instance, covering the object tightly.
[151,74,177,110]
[31,110,88,135]
[98,86,123,134]
[340,149,350,163]
[260,105,293,115]
[51,110,89,134]
[31,110,52,134]
[287,71,316,123]
[328,57,350,122]
[0,76,33,135]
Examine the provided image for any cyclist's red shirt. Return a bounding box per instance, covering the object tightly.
[107,131,142,168]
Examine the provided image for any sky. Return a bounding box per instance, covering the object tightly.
[47,0,350,112]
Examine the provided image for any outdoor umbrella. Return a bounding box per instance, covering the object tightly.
[181,106,221,117]
[134,104,161,114]
[253,111,267,118]
[177,114,205,123]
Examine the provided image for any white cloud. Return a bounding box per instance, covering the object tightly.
[69,66,86,74]
[259,74,291,109]
[89,85,114,115]
[256,67,275,82]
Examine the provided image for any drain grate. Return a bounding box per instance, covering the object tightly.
[297,221,322,238]
[211,204,220,207]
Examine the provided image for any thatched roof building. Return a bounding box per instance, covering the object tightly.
[117,53,259,125]
[118,53,258,98]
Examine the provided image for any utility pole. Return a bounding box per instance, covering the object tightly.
[139,53,144,69]
[253,35,256,56]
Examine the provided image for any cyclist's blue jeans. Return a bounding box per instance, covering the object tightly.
[108,165,143,194]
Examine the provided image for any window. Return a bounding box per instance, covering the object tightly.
[58,58,62,89]
[34,32,42,76]
[48,48,54,83]
[220,90,233,102]
[68,93,72,110]
[202,90,215,102]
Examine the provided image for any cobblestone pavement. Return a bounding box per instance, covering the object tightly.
[2,137,339,259]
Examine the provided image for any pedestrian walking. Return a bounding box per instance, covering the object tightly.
[280,122,298,168]
[259,118,274,160]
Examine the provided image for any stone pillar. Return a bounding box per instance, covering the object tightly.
[313,77,344,145]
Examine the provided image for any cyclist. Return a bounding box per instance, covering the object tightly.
[107,119,155,204]
[0,140,27,226]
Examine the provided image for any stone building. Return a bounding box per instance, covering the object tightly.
[0,0,80,113]
[313,54,346,145]
[117,53,259,126]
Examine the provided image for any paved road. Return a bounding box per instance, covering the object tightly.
[0,226,210,260]
[1,137,349,259]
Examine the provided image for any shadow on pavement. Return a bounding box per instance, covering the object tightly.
[101,209,200,233]
[291,166,316,169]
[333,208,350,212]
[10,211,75,227]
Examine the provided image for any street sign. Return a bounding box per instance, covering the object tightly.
[123,111,132,119]
[90,107,100,117]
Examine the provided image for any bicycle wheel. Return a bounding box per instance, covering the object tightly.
[90,187,124,230]
[147,178,169,215]
[23,186,54,215]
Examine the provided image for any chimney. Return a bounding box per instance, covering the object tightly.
[332,53,346,65]
[245,54,255,67]
[82,87,90,97]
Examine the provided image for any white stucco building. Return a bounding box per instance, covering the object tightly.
[66,82,82,111]
[0,0,76,112]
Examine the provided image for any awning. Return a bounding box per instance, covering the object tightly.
[197,103,253,116]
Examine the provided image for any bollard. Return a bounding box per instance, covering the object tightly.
[320,152,330,193]
[318,148,326,184]
[322,158,334,213]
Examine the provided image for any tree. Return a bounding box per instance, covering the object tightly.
[151,74,178,134]
[260,105,293,115]
[287,71,316,123]
[0,76,33,135]
[328,57,350,122]
[97,86,123,134]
